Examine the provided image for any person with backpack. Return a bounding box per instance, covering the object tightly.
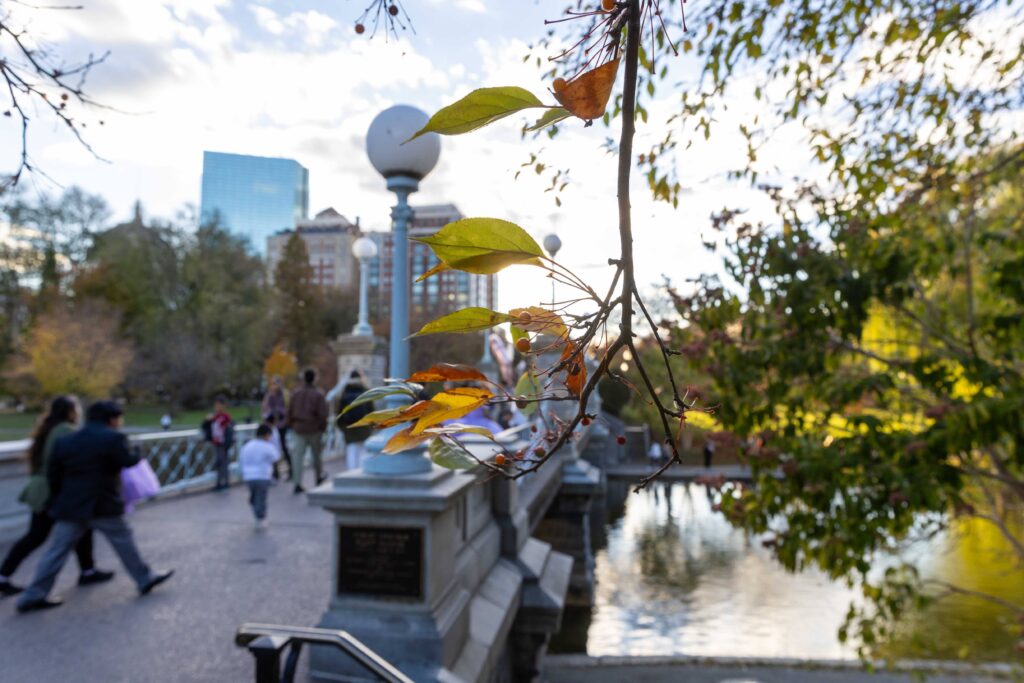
[336,372,372,471]
[202,396,235,491]
[287,369,328,494]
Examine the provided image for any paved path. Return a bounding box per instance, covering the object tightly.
[0,464,345,683]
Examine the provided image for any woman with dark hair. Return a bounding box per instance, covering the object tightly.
[0,396,112,597]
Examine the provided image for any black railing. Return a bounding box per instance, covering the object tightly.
[236,623,413,683]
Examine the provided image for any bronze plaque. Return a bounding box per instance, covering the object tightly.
[337,525,423,598]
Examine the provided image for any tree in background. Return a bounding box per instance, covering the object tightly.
[23,300,132,398]
[2,187,111,277]
[73,203,181,344]
[674,148,1024,657]
[179,220,269,396]
[272,233,327,366]
[264,345,298,381]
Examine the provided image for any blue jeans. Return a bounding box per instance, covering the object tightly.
[17,517,153,605]
[247,480,270,520]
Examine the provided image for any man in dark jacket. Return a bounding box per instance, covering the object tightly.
[16,401,174,613]
[287,368,328,494]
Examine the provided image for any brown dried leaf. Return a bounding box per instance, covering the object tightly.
[554,58,620,121]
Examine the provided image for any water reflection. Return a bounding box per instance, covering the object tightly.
[553,481,1021,662]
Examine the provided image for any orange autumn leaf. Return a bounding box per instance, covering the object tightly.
[382,426,434,454]
[553,58,620,121]
[378,400,435,428]
[560,341,587,397]
[509,306,568,339]
[408,364,489,383]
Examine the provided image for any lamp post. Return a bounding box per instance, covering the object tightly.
[543,233,562,305]
[362,105,441,475]
[350,236,378,337]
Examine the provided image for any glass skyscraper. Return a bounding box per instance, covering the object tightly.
[199,151,309,251]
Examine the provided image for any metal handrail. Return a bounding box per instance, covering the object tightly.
[236,623,413,683]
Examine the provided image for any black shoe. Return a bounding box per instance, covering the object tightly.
[0,579,23,598]
[293,485,305,495]
[78,569,115,586]
[140,569,174,596]
[16,597,63,613]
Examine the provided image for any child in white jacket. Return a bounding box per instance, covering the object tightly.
[239,423,280,529]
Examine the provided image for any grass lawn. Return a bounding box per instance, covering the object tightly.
[0,404,262,441]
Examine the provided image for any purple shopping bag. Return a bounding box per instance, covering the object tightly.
[121,458,160,513]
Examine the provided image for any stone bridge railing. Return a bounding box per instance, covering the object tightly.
[0,425,344,500]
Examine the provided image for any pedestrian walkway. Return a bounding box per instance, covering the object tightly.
[0,463,345,682]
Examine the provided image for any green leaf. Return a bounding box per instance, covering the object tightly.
[340,385,417,415]
[514,370,542,417]
[510,324,529,344]
[409,87,546,140]
[413,218,544,274]
[428,437,480,470]
[423,423,496,439]
[411,307,516,337]
[526,108,572,132]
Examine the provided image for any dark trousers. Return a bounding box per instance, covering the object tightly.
[275,426,292,479]
[247,480,270,520]
[0,511,94,578]
[17,517,153,605]
[214,444,230,488]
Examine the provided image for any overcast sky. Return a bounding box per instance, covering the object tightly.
[0,0,808,311]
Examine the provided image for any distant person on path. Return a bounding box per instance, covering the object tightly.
[239,423,280,530]
[337,372,372,471]
[16,401,173,613]
[203,396,235,491]
[0,396,112,598]
[261,376,291,480]
[287,368,328,494]
[647,441,664,467]
[703,437,716,469]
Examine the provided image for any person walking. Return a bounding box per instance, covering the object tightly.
[239,423,280,530]
[16,401,173,613]
[203,396,235,491]
[703,436,717,469]
[336,373,372,471]
[287,368,328,494]
[0,396,112,598]
[261,377,291,480]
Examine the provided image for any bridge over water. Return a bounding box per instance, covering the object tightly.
[0,426,1014,682]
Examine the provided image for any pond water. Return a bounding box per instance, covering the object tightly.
[551,480,1023,663]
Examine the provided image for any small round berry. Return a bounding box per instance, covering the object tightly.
[581,417,591,426]
[495,454,507,466]
[553,77,568,93]
[515,337,532,353]
[514,450,525,460]
[516,399,528,410]
[388,4,399,15]
[533,447,546,457]
[616,435,626,445]
[530,425,538,433]
[355,23,365,34]
[602,0,617,10]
